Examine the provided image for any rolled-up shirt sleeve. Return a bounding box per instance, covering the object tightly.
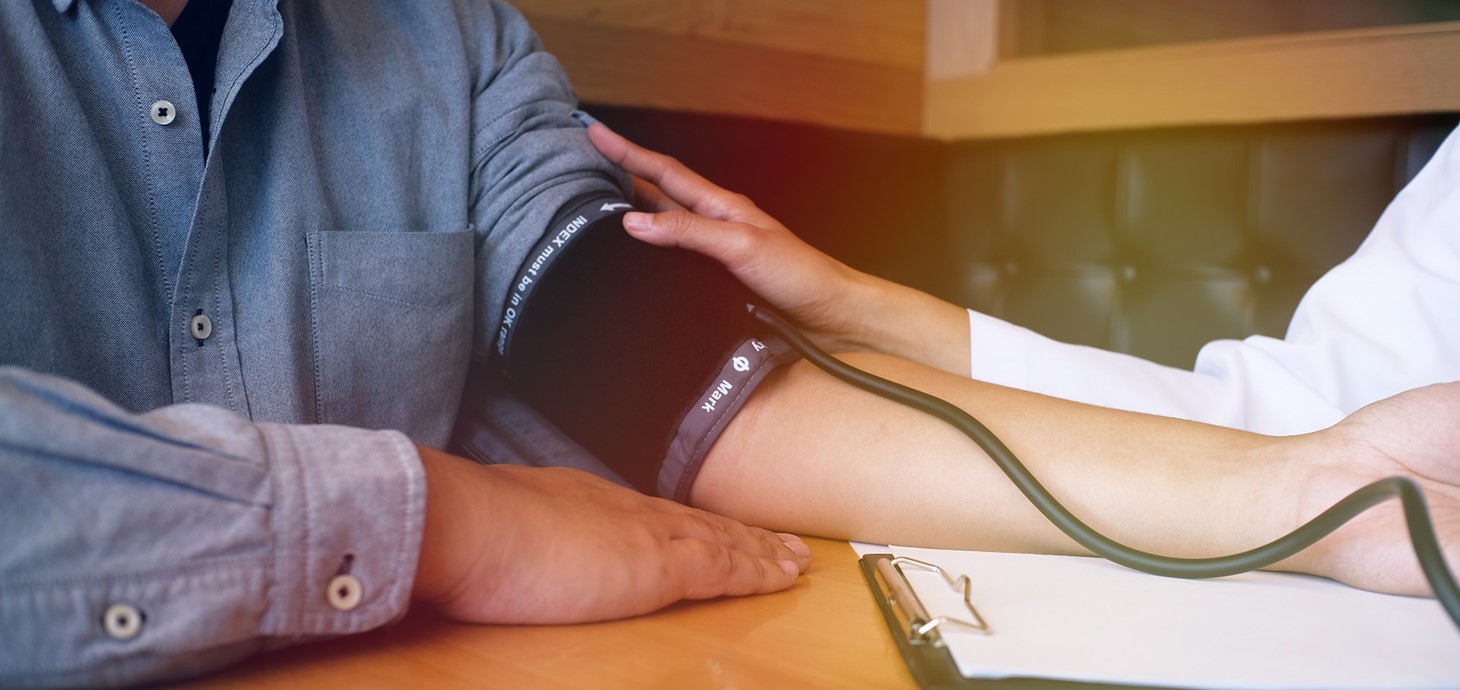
[0,368,426,689]
[466,0,631,356]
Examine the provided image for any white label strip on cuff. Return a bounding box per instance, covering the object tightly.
[658,336,797,501]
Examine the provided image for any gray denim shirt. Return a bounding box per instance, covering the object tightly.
[0,0,624,686]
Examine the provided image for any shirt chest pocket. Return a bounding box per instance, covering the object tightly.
[307,228,476,444]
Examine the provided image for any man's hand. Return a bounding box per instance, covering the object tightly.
[586,123,972,375]
[410,447,811,624]
[1297,382,1460,597]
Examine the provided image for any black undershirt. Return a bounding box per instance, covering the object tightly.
[170,0,233,154]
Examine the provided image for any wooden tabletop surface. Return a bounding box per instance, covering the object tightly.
[171,537,917,689]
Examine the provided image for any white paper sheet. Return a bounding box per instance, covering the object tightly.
[851,542,1460,689]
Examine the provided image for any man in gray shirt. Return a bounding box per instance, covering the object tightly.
[0,2,810,687]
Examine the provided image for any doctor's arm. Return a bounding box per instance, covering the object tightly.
[591,124,972,377]
[585,125,1460,599]
[585,124,1347,430]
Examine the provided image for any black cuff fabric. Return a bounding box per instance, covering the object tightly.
[494,195,795,496]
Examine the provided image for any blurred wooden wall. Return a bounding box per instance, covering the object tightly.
[513,0,1460,140]
[514,0,927,135]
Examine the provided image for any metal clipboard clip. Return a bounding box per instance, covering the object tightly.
[871,555,992,646]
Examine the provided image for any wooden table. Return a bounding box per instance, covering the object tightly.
[174,537,917,689]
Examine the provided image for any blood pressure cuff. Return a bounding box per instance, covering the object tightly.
[494,193,799,500]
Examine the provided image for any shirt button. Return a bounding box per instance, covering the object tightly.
[150,100,177,125]
[102,603,145,640]
[327,574,364,611]
[189,313,213,341]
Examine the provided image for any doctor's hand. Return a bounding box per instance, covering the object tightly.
[410,446,811,624]
[587,123,972,376]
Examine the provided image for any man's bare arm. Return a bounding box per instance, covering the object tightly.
[695,354,1460,598]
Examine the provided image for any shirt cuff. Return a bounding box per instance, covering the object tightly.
[255,423,426,641]
[966,308,1031,389]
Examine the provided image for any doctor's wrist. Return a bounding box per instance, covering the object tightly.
[841,273,971,376]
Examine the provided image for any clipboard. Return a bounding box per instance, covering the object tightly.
[859,553,1178,690]
[859,549,1460,690]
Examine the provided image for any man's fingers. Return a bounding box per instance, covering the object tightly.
[777,532,814,567]
[669,538,803,600]
[669,508,812,571]
[588,124,743,220]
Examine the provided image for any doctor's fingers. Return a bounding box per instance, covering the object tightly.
[631,176,685,212]
[588,123,771,224]
[588,123,722,214]
[621,209,771,275]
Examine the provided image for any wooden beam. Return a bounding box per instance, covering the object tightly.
[513,0,924,70]
[925,0,999,80]
[925,21,1460,140]
[528,13,924,135]
[692,0,925,72]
